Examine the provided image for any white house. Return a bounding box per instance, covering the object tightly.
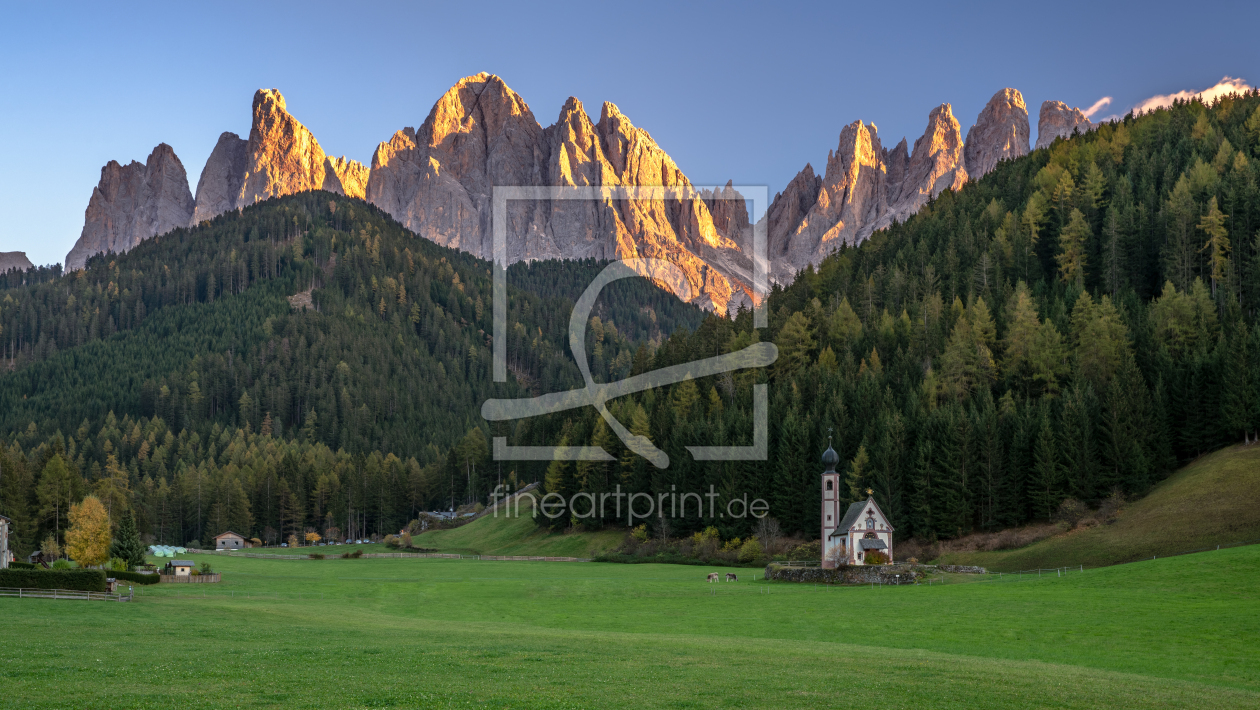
[170,560,195,576]
[820,443,894,567]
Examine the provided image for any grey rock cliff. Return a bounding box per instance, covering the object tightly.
[964,88,1030,178]
[1036,100,1092,150]
[66,143,194,271]
[0,252,33,274]
[190,132,248,226]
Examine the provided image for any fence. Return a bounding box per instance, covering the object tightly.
[192,550,589,562]
[0,586,132,602]
[159,573,221,583]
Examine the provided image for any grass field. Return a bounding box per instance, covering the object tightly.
[412,502,624,557]
[937,445,1260,572]
[2,542,1258,708]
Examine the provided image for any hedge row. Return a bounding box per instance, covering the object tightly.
[108,570,160,585]
[8,561,37,570]
[0,569,106,592]
[592,553,768,568]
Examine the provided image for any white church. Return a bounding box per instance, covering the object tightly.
[819,442,894,567]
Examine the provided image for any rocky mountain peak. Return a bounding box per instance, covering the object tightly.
[0,252,34,274]
[964,88,1030,178]
[323,156,369,200]
[65,143,195,271]
[1036,100,1092,150]
[765,102,968,279]
[239,88,329,206]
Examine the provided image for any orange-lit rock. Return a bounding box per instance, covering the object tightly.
[323,155,369,199]
[366,74,750,314]
[765,103,969,279]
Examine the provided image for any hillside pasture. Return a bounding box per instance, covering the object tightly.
[937,445,1260,571]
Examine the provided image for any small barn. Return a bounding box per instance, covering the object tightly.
[214,531,248,550]
[170,560,195,576]
[0,514,10,569]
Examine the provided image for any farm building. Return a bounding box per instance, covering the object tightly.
[214,531,249,550]
[169,560,195,576]
[819,443,894,567]
[0,514,10,569]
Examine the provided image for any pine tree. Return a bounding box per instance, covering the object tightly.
[1030,407,1062,520]
[109,510,146,570]
[1198,196,1230,298]
[1058,209,1091,287]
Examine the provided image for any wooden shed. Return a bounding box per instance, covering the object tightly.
[214,531,248,550]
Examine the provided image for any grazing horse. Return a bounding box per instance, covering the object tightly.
[725,573,737,582]
[707,572,719,583]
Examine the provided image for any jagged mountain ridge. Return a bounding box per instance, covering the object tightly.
[64,78,1096,307]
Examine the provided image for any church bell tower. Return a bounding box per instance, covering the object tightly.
[820,437,842,568]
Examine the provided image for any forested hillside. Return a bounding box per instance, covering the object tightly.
[0,193,703,554]
[525,91,1260,543]
[3,93,1260,559]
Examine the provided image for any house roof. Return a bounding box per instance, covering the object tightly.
[860,539,888,550]
[171,560,194,566]
[214,531,245,540]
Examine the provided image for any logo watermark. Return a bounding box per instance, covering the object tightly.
[490,484,770,525]
[482,185,774,469]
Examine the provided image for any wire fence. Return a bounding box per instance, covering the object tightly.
[188,551,590,562]
[0,586,133,602]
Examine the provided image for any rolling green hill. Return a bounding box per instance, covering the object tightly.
[414,498,624,557]
[937,444,1260,571]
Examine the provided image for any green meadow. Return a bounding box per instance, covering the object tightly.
[2,543,1258,708]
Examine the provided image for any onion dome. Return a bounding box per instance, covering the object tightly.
[821,443,840,473]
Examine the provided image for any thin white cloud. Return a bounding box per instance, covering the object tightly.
[1132,76,1254,115]
[1082,96,1112,119]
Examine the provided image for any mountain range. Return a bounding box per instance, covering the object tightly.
[54,74,1097,312]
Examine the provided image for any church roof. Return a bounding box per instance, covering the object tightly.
[835,501,866,534]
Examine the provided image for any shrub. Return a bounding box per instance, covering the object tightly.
[109,570,160,585]
[787,541,821,561]
[631,525,649,543]
[383,534,400,549]
[864,550,889,565]
[199,561,213,574]
[738,538,764,563]
[0,568,107,592]
[309,553,326,559]
[1055,498,1089,527]
[341,549,363,559]
[51,559,74,570]
[107,557,129,572]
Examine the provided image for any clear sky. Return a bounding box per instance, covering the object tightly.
[3,0,1258,267]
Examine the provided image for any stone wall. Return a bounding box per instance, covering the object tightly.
[764,563,925,585]
[937,565,988,574]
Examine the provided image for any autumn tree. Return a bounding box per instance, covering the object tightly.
[65,495,111,567]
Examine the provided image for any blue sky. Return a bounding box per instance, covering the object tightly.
[3,0,1258,266]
